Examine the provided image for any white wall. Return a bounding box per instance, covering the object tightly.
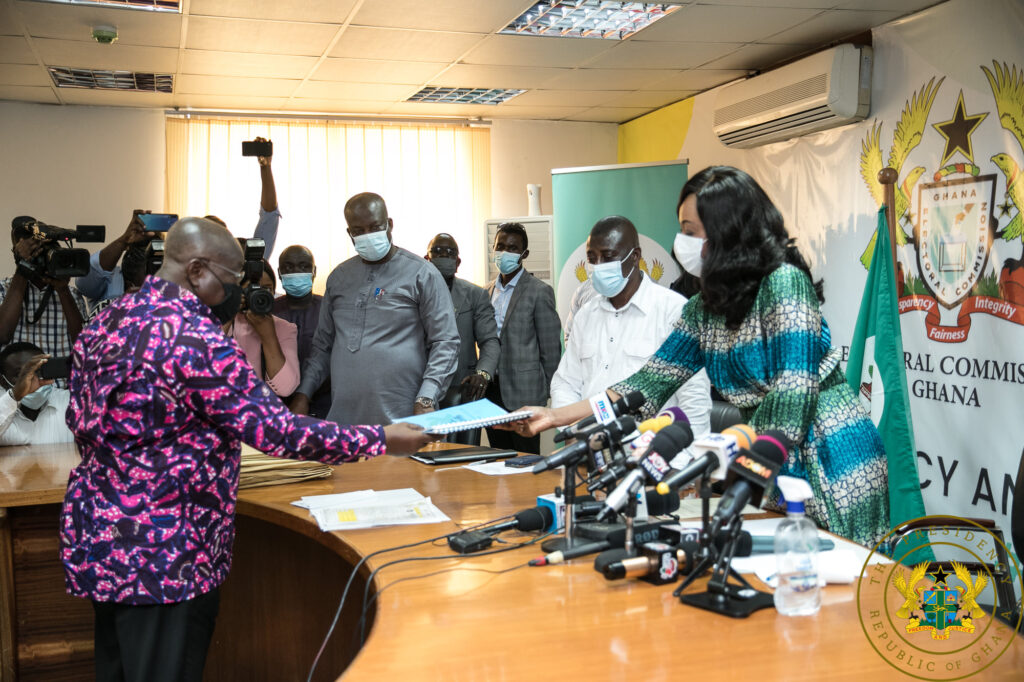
[489,118,618,219]
[0,101,165,275]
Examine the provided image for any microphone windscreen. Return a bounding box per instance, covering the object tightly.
[645,489,681,516]
[722,423,756,450]
[593,547,632,573]
[515,506,554,532]
[619,391,646,412]
[658,406,688,424]
[659,422,694,452]
[752,431,791,465]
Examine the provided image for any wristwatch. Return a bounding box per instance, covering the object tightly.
[475,370,491,382]
[415,396,435,409]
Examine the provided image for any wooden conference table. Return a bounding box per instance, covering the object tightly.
[1,441,1021,681]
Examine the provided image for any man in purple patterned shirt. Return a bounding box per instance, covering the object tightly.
[60,218,432,682]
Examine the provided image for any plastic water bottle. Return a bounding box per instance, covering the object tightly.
[773,476,821,616]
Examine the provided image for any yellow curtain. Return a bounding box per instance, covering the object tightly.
[165,116,491,288]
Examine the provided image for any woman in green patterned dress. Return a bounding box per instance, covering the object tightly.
[514,166,890,547]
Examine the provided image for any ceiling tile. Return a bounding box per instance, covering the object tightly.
[564,107,653,123]
[460,34,616,68]
[0,36,36,64]
[764,9,901,44]
[487,104,591,120]
[16,2,181,47]
[0,63,49,87]
[182,50,318,79]
[312,58,446,84]
[603,90,695,108]
[330,27,482,62]
[56,89,174,107]
[631,4,823,43]
[176,74,302,97]
[0,84,57,104]
[186,16,339,56]
[174,94,291,111]
[646,68,748,91]
[0,4,23,36]
[581,41,743,70]
[699,42,810,70]
[34,39,178,72]
[833,0,938,10]
[381,101,494,117]
[190,0,360,24]
[293,81,418,101]
[352,0,527,33]
[542,67,675,90]
[283,98,404,114]
[430,64,568,90]
[702,0,836,7]
[508,89,624,107]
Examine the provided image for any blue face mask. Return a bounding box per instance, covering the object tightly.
[20,383,53,410]
[280,272,314,297]
[494,251,522,275]
[590,248,635,298]
[353,230,391,262]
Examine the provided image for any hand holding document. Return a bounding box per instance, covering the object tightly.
[393,399,532,435]
[293,488,450,532]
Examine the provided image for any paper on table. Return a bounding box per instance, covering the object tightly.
[675,497,762,520]
[292,489,375,510]
[462,460,536,476]
[311,498,450,531]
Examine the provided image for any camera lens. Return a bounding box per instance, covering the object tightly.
[246,285,275,316]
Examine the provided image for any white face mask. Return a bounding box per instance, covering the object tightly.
[673,232,705,277]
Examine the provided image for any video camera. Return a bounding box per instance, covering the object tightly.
[238,238,273,315]
[12,216,105,279]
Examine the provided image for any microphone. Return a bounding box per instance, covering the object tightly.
[527,520,672,566]
[576,488,681,520]
[587,408,691,491]
[708,431,789,537]
[532,415,636,473]
[602,540,701,583]
[553,390,645,443]
[634,406,688,434]
[655,423,756,495]
[595,424,693,522]
[483,506,554,535]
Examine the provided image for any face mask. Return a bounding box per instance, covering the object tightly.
[590,249,635,298]
[673,233,705,277]
[20,383,53,410]
[353,231,391,262]
[494,251,522,276]
[281,272,314,297]
[208,278,243,324]
[431,257,458,279]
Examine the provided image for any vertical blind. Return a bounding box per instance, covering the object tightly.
[165,116,492,288]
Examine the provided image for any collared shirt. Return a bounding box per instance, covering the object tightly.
[0,277,88,359]
[75,206,282,304]
[490,267,525,335]
[273,294,332,418]
[60,277,385,605]
[550,274,712,462]
[0,387,73,446]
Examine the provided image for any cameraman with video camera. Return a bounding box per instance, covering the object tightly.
[0,217,90,360]
[0,342,73,446]
[226,258,300,397]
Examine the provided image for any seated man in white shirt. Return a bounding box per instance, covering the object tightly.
[0,342,73,446]
[550,216,712,464]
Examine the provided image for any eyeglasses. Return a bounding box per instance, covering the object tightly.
[429,246,458,258]
[199,259,244,283]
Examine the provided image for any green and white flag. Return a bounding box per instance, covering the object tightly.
[845,207,928,539]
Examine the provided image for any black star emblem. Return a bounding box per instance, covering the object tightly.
[930,565,952,585]
[997,197,1014,218]
[932,91,988,166]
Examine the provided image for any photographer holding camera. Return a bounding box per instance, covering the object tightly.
[0,342,73,446]
[226,260,300,397]
[0,217,90,359]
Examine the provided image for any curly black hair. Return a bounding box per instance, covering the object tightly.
[677,166,823,329]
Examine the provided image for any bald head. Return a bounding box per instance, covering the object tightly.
[590,216,639,251]
[344,192,388,226]
[428,233,459,254]
[164,217,243,266]
[278,244,315,277]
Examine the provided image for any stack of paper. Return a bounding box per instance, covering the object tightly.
[292,488,450,532]
[239,448,333,489]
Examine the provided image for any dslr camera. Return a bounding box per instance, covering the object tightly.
[12,216,105,279]
[238,238,273,316]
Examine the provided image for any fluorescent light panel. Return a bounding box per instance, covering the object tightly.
[25,0,179,11]
[49,67,174,93]
[407,87,525,105]
[501,1,683,40]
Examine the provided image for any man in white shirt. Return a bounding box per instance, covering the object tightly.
[550,216,711,462]
[0,342,73,446]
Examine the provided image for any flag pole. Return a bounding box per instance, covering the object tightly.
[878,167,899,272]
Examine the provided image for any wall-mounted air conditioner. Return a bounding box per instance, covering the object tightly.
[713,44,872,149]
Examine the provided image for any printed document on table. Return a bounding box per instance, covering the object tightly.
[299,489,450,531]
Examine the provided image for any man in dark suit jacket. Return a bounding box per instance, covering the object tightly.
[425,233,500,445]
[485,223,562,454]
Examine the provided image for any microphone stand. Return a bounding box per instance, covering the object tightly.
[541,462,579,553]
[673,472,716,597]
[678,515,773,618]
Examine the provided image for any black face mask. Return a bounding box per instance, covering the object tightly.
[209,278,243,324]
[430,256,458,279]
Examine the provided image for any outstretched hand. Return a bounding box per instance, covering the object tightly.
[384,422,442,455]
[497,405,557,438]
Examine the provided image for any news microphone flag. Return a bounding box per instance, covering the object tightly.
[845,207,929,560]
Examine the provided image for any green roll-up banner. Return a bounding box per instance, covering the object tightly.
[551,160,688,322]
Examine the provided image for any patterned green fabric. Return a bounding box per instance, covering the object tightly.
[612,264,890,547]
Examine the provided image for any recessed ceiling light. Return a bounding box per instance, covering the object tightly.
[407,87,525,106]
[25,0,180,12]
[501,1,683,40]
[49,67,174,93]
